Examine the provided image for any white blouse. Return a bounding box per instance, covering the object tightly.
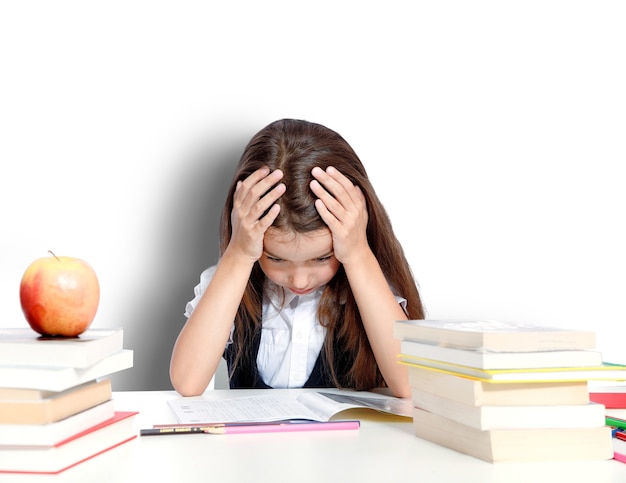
[184,265,407,388]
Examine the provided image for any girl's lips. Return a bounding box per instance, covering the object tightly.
[289,288,313,296]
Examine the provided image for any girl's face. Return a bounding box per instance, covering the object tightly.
[259,228,341,296]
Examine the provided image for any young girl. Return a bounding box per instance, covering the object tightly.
[170,119,424,398]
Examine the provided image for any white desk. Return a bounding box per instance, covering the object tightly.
[1,390,625,483]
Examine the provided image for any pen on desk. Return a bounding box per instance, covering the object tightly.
[140,420,360,436]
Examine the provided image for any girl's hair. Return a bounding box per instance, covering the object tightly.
[220,119,424,390]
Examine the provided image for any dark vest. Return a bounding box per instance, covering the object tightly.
[224,328,352,389]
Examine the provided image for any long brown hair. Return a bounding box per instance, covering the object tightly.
[220,119,424,389]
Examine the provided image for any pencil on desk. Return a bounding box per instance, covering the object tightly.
[140,420,360,436]
[140,427,207,436]
[152,419,297,429]
[205,420,360,435]
[141,420,294,436]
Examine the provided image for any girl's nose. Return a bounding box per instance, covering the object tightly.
[288,267,309,289]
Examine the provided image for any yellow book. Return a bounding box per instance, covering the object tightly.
[398,354,626,383]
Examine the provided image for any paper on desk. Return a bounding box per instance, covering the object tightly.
[167,391,412,425]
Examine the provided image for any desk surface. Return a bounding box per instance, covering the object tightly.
[1,389,626,483]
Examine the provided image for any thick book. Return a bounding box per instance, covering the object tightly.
[166,390,412,425]
[0,378,112,424]
[400,339,603,369]
[0,411,138,475]
[412,407,614,463]
[0,400,115,446]
[394,319,595,352]
[408,365,590,406]
[410,387,605,430]
[0,350,133,392]
[0,328,124,368]
[399,355,626,383]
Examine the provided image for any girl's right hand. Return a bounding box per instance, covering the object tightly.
[228,167,285,263]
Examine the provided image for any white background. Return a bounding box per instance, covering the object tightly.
[1,1,624,390]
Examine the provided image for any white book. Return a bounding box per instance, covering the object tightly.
[0,328,124,368]
[0,350,133,392]
[410,387,606,430]
[0,411,137,475]
[393,319,596,352]
[0,400,115,446]
[412,407,613,463]
[400,339,602,369]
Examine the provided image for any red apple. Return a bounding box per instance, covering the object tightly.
[19,251,100,337]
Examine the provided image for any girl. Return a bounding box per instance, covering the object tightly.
[170,119,424,397]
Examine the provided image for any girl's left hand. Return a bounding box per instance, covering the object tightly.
[310,166,370,264]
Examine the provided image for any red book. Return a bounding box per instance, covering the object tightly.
[0,411,138,475]
[589,388,626,409]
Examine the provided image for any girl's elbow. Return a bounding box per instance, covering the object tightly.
[392,386,412,399]
[176,386,204,397]
[385,376,411,399]
[170,367,206,397]
[171,377,206,397]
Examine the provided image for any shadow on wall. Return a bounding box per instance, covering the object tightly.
[111,134,245,391]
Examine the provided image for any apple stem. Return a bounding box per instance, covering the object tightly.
[48,250,60,261]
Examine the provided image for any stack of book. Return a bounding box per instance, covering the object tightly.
[394,319,626,463]
[0,327,136,475]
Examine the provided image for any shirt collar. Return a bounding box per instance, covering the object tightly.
[264,278,325,306]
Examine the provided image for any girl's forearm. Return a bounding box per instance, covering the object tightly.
[342,250,411,398]
[170,249,255,396]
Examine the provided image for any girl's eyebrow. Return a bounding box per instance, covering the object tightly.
[263,250,334,260]
[315,251,334,259]
[263,250,281,258]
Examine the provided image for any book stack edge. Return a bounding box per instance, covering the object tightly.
[0,327,136,475]
[394,319,626,463]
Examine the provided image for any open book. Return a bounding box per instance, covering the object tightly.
[166,390,412,425]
